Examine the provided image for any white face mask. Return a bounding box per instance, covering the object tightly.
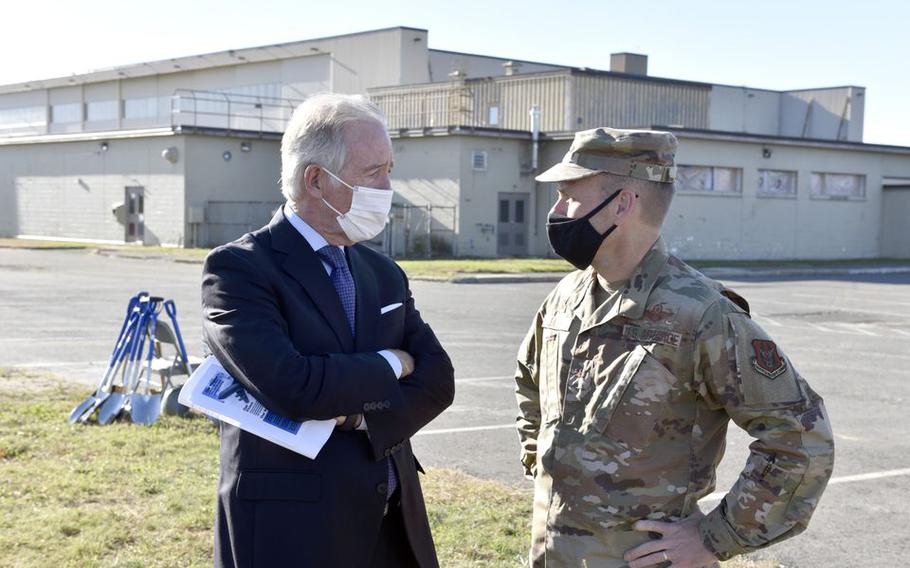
[321,168,394,243]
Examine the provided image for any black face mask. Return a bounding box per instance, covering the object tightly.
[546,189,621,270]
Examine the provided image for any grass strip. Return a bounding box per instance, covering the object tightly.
[0,368,773,567]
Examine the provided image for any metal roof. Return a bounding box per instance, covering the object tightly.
[0,26,426,95]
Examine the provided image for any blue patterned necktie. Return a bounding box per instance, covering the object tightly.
[316,246,356,334]
[316,245,397,498]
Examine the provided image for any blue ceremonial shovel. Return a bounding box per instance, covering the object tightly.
[163,300,190,372]
[69,293,144,424]
[130,299,163,425]
[98,295,153,425]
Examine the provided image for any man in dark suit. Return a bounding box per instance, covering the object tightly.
[201,93,455,567]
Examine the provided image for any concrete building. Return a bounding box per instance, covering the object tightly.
[1,26,908,259]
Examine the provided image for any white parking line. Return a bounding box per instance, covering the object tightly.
[11,360,109,368]
[416,424,515,436]
[699,467,910,503]
[456,376,512,384]
[753,315,782,327]
[830,323,878,336]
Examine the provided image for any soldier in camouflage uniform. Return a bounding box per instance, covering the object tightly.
[514,128,835,567]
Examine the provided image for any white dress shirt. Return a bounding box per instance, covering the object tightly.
[283,204,403,379]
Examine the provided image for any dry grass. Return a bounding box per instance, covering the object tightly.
[0,369,776,567]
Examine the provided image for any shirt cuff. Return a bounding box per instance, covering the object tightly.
[377,350,402,378]
[357,415,368,431]
[698,502,750,561]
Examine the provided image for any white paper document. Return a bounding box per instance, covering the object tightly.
[179,356,335,458]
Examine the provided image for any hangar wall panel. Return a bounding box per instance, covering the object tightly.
[0,136,185,244]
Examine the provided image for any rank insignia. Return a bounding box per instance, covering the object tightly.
[751,339,787,379]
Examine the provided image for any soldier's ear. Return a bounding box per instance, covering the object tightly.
[613,188,638,223]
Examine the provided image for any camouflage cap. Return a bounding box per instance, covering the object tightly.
[535,127,678,184]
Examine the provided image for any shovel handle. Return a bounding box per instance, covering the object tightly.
[164,300,190,366]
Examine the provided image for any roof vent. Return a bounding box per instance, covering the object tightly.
[503,61,522,76]
[610,53,648,76]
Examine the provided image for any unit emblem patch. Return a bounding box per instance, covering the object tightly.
[751,339,787,379]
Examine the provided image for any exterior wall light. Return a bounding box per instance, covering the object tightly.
[223,151,232,161]
[161,146,179,163]
[762,147,772,159]
[100,142,110,152]
[240,141,252,152]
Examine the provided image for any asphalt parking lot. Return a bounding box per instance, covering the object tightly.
[2,247,909,567]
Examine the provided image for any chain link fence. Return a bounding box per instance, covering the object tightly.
[199,200,457,258]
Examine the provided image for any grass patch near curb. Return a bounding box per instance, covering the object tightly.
[2,238,907,279]
[397,258,573,278]
[1,369,774,567]
[0,238,210,259]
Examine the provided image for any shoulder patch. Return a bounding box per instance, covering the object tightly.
[750,340,787,379]
[728,314,803,406]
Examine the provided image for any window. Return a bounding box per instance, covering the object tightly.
[758,169,797,198]
[51,103,81,124]
[86,100,118,121]
[0,106,46,131]
[514,200,525,223]
[677,165,742,194]
[499,199,509,223]
[124,97,160,119]
[472,150,488,171]
[488,106,499,126]
[811,173,865,200]
[222,83,282,99]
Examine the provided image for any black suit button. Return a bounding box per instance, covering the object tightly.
[376,482,388,495]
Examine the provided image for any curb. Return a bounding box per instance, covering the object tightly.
[418,265,910,284]
[444,273,566,284]
[700,266,910,279]
[7,245,909,282]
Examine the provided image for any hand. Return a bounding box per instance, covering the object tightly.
[625,511,718,568]
[333,414,363,429]
[388,349,415,378]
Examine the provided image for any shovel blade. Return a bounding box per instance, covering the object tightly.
[68,396,98,424]
[97,393,126,425]
[130,394,161,425]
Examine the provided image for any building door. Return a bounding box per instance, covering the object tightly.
[125,187,145,243]
[497,193,528,257]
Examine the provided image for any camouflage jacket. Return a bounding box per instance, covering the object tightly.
[514,238,834,566]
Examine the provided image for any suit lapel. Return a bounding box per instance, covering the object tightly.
[348,245,380,352]
[268,210,354,352]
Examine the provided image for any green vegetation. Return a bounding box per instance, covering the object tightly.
[0,238,211,260]
[0,368,775,567]
[2,238,906,280]
[397,258,573,278]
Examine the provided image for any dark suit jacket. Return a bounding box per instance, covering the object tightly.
[201,209,455,568]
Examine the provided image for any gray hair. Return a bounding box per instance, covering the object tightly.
[280,93,387,202]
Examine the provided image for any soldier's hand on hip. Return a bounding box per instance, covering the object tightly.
[624,511,718,568]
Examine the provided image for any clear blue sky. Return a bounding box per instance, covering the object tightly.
[4,0,906,146]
